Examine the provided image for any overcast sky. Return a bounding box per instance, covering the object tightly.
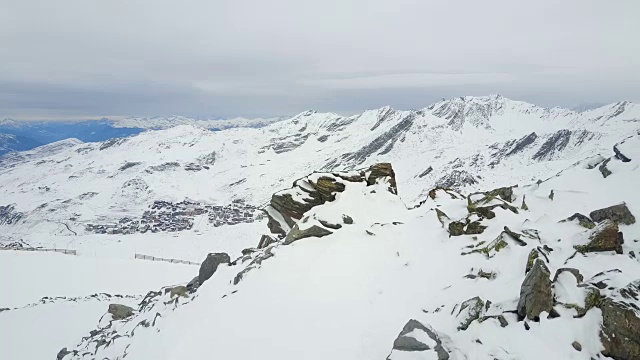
[1,0,639,120]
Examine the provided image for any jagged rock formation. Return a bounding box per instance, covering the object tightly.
[264,163,397,236]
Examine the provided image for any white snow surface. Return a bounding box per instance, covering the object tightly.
[0,95,639,360]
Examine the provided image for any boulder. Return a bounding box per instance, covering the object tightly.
[456,296,485,330]
[590,203,636,225]
[517,259,553,321]
[600,280,640,359]
[283,224,333,245]
[574,220,623,254]
[198,252,231,285]
[108,304,134,320]
[599,158,612,178]
[386,319,450,360]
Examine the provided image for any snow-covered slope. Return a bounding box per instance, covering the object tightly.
[1,95,640,360]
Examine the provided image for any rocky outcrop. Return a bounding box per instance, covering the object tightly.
[264,163,398,236]
[0,204,23,225]
[517,259,553,320]
[283,224,333,245]
[574,220,623,254]
[435,170,477,190]
[600,280,640,359]
[198,253,231,285]
[386,319,450,360]
[108,304,134,320]
[532,129,572,161]
[366,163,397,194]
[589,203,636,225]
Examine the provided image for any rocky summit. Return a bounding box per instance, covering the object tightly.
[1,96,640,360]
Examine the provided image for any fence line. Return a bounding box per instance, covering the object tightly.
[134,253,200,266]
[0,247,77,255]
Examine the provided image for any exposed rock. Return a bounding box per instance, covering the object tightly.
[119,161,142,171]
[456,296,485,330]
[560,213,595,229]
[599,158,613,178]
[517,259,553,321]
[283,224,333,245]
[435,170,477,190]
[485,186,515,202]
[57,347,72,360]
[448,221,465,236]
[465,221,487,235]
[0,204,23,225]
[532,129,572,161]
[257,234,277,249]
[318,219,342,230]
[418,166,433,178]
[613,144,632,162]
[342,214,354,224]
[198,252,231,285]
[317,135,329,142]
[600,280,640,359]
[571,341,582,352]
[553,268,584,283]
[521,195,529,211]
[167,285,188,298]
[265,163,397,236]
[435,208,450,227]
[386,319,451,360]
[366,162,397,194]
[108,304,134,320]
[506,132,538,156]
[589,203,636,225]
[448,218,486,236]
[549,190,555,201]
[525,248,547,274]
[574,220,623,254]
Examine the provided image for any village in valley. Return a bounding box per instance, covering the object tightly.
[84,199,262,235]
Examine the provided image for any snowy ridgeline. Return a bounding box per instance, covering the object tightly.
[6,141,633,360]
[0,97,639,360]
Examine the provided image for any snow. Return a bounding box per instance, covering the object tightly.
[0,251,197,308]
[0,95,639,360]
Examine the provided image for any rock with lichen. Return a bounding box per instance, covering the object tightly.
[517,259,553,321]
[560,213,595,229]
[590,203,636,225]
[574,220,623,254]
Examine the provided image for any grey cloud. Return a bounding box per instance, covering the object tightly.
[1,0,639,119]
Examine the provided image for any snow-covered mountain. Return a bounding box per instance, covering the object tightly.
[1,95,639,360]
[0,133,42,156]
[113,115,285,130]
